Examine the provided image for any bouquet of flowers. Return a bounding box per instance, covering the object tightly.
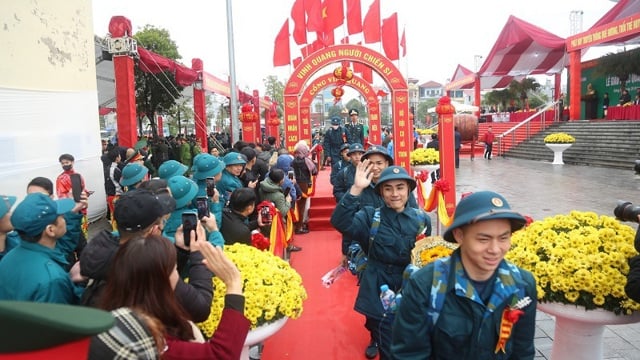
[506,211,640,314]
[197,243,307,336]
[416,128,436,135]
[544,132,576,144]
[411,236,458,268]
[410,148,440,165]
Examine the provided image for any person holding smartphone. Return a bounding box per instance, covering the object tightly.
[191,154,224,226]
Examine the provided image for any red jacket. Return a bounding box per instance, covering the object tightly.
[484,131,495,144]
[163,308,250,360]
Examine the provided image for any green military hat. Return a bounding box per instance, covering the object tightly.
[374,166,416,193]
[443,191,527,243]
[0,301,114,355]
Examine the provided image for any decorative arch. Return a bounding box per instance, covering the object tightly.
[299,73,381,143]
[284,44,410,169]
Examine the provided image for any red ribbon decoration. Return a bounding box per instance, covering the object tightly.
[495,308,525,354]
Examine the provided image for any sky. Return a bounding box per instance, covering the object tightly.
[91,0,621,95]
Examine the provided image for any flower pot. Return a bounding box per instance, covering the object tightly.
[538,302,640,360]
[545,143,573,165]
[411,164,440,173]
[241,317,288,360]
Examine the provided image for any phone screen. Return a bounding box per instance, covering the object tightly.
[288,171,294,180]
[284,187,291,197]
[196,196,208,219]
[205,177,216,197]
[182,212,198,247]
[70,173,83,202]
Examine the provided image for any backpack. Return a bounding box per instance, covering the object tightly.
[347,207,429,281]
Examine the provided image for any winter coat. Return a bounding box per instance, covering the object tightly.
[259,178,290,217]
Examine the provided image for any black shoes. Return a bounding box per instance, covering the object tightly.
[365,340,378,359]
[286,245,302,252]
[295,228,309,234]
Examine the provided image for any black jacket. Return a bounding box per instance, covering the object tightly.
[220,209,259,246]
[80,230,214,322]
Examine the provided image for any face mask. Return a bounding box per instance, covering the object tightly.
[62,164,73,171]
[332,125,339,129]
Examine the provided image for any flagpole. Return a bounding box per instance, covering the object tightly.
[225,0,240,144]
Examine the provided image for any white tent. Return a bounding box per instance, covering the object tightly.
[427,101,479,113]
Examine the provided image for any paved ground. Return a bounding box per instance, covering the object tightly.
[440,155,640,360]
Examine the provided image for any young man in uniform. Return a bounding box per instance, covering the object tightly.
[345,108,365,145]
[392,191,537,359]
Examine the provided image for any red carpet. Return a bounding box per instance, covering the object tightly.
[262,168,372,359]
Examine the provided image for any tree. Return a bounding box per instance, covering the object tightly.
[134,25,183,137]
[594,48,640,91]
[263,75,285,116]
[484,88,511,111]
[416,99,438,127]
[344,98,367,117]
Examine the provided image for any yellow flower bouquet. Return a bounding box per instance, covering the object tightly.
[506,211,640,314]
[416,128,436,135]
[544,132,576,144]
[411,236,458,268]
[410,148,440,165]
[197,243,307,337]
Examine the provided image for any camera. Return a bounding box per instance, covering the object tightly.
[261,206,272,225]
[614,201,640,223]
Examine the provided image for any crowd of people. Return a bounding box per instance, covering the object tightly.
[0,126,321,358]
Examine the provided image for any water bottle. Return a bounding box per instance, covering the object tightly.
[379,284,396,311]
[390,293,402,312]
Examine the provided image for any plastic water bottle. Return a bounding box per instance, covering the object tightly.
[390,293,402,312]
[379,284,396,311]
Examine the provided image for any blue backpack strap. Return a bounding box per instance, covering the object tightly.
[428,256,452,330]
[369,207,382,245]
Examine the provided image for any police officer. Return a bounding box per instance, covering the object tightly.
[322,116,346,170]
[330,143,351,187]
[345,108,365,145]
[331,163,431,360]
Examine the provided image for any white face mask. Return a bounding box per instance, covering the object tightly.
[332,125,339,129]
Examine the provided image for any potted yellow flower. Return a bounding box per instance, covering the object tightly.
[410,148,440,173]
[197,243,307,338]
[506,211,640,359]
[543,132,575,164]
[411,236,458,268]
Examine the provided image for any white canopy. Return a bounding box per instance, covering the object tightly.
[427,101,479,114]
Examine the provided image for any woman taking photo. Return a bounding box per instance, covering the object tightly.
[98,227,249,359]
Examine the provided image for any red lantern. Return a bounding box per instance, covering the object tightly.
[240,103,258,123]
[333,66,353,85]
[331,87,345,99]
[268,118,281,126]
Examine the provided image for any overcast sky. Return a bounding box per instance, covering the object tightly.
[92,0,619,95]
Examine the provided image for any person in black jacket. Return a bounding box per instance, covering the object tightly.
[80,187,214,323]
[426,134,440,183]
[220,188,262,246]
[624,215,640,302]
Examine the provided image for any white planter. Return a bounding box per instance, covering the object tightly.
[545,143,573,165]
[240,317,288,360]
[538,302,640,360]
[411,164,440,174]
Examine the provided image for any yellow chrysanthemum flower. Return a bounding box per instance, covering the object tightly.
[410,148,440,165]
[506,211,640,314]
[544,132,576,144]
[197,244,308,337]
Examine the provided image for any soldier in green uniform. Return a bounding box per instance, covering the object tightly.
[392,191,537,360]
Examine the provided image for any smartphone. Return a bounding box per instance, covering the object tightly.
[70,173,83,202]
[196,196,209,219]
[287,170,294,180]
[182,211,198,247]
[283,187,291,198]
[205,177,216,197]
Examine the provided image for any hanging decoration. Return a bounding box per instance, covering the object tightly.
[239,103,259,123]
[331,86,345,104]
[333,65,354,86]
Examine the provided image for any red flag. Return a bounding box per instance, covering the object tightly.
[361,66,373,83]
[306,0,323,32]
[381,13,399,61]
[346,0,362,35]
[362,0,380,44]
[293,57,303,68]
[400,27,407,57]
[323,0,344,32]
[291,0,307,45]
[273,19,290,67]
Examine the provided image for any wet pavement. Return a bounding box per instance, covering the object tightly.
[437,156,640,360]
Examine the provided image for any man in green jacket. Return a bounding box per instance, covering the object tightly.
[392,191,537,359]
[0,193,82,304]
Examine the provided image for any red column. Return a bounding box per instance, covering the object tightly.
[436,96,456,217]
[192,59,208,153]
[114,55,137,148]
[240,103,257,145]
[569,51,581,121]
[157,115,163,136]
[554,73,561,101]
[253,90,261,144]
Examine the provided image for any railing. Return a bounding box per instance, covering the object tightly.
[495,101,560,156]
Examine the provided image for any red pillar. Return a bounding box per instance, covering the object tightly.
[114,55,137,148]
[554,73,561,101]
[253,90,262,144]
[192,58,208,153]
[436,96,457,217]
[569,50,581,121]
[157,115,163,136]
